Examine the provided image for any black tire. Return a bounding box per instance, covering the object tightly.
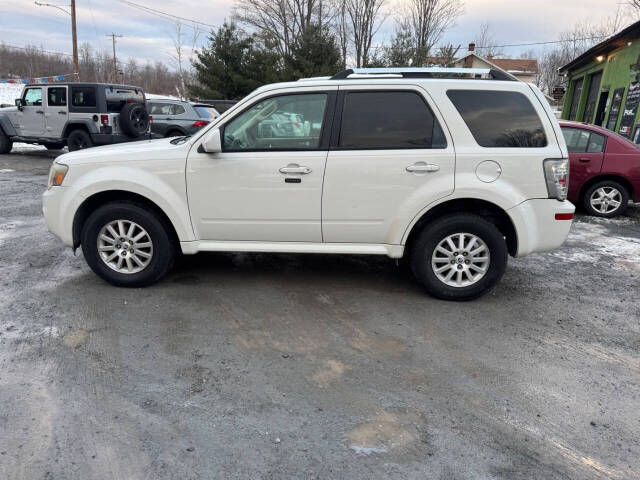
[410,214,508,301]
[81,202,175,287]
[0,129,12,154]
[165,130,183,138]
[67,129,94,151]
[583,180,629,218]
[44,142,65,150]
[119,102,150,138]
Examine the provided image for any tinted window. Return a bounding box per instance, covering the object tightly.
[447,90,547,148]
[148,103,173,115]
[223,93,327,151]
[23,88,42,106]
[569,78,583,121]
[339,91,446,149]
[105,87,144,112]
[172,104,186,115]
[71,87,96,107]
[587,132,606,153]
[47,87,66,107]
[581,72,602,123]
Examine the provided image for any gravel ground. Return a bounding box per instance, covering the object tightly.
[1,149,639,480]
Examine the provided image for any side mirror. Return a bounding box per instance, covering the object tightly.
[201,128,222,154]
[15,98,24,111]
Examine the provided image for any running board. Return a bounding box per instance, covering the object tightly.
[180,241,404,258]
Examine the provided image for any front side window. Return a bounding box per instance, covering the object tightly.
[447,90,547,148]
[339,91,446,149]
[47,87,66,107]
[23,88,42,106]
[223,93,327,151]
[71,87,96,107]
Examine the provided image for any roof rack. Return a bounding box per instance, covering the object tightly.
[329,67,516,81]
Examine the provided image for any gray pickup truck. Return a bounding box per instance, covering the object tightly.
[0,82,151,153]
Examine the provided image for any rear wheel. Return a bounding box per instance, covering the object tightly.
[81,202,175,287]
[67,129,94,151]
[410,214,508,301]
[0,130,12,154]
[583,180,629,217]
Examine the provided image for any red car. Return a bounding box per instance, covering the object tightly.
[560,121,640,217]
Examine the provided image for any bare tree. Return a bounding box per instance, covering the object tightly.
[233,0,325,57]
[168,21,201,99]
[330,0,350,67]
[474,22,503,58]
[405,0,464,65]
[344,0,387,67]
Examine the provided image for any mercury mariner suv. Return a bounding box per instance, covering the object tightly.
[42,68,574,300]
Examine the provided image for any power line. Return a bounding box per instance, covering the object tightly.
[113,0,216,29]
[475,35,609,49]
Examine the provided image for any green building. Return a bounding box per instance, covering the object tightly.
[560,20,640,141]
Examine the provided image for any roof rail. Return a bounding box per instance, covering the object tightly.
[330,67,516,81]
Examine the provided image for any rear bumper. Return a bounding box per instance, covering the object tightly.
[90,132,153,145]
[507,199,575,257]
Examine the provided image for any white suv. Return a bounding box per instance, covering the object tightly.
[43,68,574,300]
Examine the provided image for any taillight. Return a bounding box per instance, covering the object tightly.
[100,114,109,125]
[149,115,153,124]
[555,213,574,221]
[543,159,569,201]
[192,120,209,128]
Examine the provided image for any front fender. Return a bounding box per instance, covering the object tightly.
[0,114,17,136]
[65,165,195,243]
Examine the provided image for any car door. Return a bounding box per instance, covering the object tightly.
[187,88,336,242]
[322,87,455,244]
[561,127,606,199]
[44,86,68,138]
[18,87,45,136]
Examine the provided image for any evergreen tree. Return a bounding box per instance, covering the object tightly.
[284,24,343,79]
[384,21,415,67]
[189,23,281,100]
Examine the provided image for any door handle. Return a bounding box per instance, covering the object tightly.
[36,110,44,114]
[279,164,312,174]
[578,157,590,162]
[58,111,67,115]
[406,162,440,173]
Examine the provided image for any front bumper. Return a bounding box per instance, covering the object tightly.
[507,199,575,257]
[42,186,76,247]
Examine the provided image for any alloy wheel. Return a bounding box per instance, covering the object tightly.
[431,233,490,287]
[590,187,622,214]
[97,220,154,274]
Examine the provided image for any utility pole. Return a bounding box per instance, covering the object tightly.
[70,0,79,81]
[106,33,124,83]
[34,1,79,81]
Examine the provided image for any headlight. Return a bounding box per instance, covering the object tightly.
[48,163,69,189]
[543,158,569,201]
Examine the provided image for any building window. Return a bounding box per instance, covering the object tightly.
[606,88,625,131]
[581,71,602,123]
[568,78,583,121]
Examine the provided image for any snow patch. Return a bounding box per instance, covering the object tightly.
[0,83,22,106]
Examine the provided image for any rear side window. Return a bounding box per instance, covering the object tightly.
[72,87,96,107]
[47,87,66,106]
[105,87,144,112]
[447,90,547,148]
[171,104,186,115]
[562,127,606,153]
[339,91,446,149]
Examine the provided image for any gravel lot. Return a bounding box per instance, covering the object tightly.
[1,148,639,480]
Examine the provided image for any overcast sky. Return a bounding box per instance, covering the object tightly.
[0,0,633,72]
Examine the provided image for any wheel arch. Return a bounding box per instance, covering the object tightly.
[165,126,186,137]
[578,175,634,203]
[72,190,181,251]
[403,198,518,257]
[62,120,98,138]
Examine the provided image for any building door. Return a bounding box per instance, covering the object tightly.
[581,71,602,123]
[594,90,609,127]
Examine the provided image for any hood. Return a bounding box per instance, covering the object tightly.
[56,137,190,165]
[0,105,17,112]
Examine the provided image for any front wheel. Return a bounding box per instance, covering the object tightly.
[410,214,508,301]
[0,130,12,154]
[81,202,175,287]
[583,181,629,217]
